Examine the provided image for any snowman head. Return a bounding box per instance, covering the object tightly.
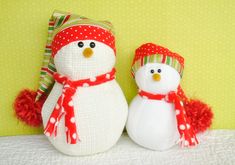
[132,43,184,95]
[51,25,116,80]
[135,63,180,94]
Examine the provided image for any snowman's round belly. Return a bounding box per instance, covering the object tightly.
[42,80,128,155]
[127,96,180,150]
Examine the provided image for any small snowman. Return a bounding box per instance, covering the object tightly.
[15,11,128,156]
[127,43,213,150]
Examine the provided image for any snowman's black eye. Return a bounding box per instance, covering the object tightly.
[77,42,84,48]
[150,69,155,74]
[157,69,162,73]
[90,42,96,48]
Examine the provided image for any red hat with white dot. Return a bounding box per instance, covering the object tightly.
[131,43,184,77]
[51,25,116,57]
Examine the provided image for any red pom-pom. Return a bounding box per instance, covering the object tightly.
[185,99,213,133]
[14,89,46,127]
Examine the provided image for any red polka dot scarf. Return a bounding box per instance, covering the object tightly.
[138,89,199,147]
[44,68,116,144]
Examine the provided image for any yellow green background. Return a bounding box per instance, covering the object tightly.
[0,0,235,136]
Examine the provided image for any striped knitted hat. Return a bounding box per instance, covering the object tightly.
[36,10,115,101]
[131,43,184,77]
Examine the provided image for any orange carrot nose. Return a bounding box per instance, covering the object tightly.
[152,73,161,81]
[83,48,93,58]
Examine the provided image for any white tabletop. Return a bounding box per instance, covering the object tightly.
[0,130,234,165]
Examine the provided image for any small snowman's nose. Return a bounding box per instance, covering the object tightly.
[152,73,161,81]
[83,48,93,58]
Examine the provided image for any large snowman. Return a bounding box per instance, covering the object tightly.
[40,14,128,156]
[127,43,199,150]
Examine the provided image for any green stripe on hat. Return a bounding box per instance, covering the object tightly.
[149,55,154,63]
[48,26,54,31]
[144,55,148,64]
[57,15,65,26]
[172,58,176,68]
[48,63,56,72]
[156,54,160,63]
[166,56,171,65]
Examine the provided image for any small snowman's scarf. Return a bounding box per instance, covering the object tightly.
[44,68,116,144]
[138,90,199,147]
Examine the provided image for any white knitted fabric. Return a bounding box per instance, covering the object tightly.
[42,40,128,155]
[54,40,116,80]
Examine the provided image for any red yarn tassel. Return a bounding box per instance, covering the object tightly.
[177,86,213,133]
[184,99,213,133]
[14,89,46,127]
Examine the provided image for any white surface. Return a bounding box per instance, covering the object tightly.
[127,95,180,150]
[0,130,234,165]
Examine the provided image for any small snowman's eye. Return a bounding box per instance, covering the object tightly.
[90,42,96,48]
[157,69,162,73]
[150,69,155,74]
[77,42,84,48]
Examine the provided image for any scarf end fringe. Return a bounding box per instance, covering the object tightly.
[177,135,199,148]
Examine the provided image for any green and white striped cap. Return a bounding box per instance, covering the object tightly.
[131,43,184,78]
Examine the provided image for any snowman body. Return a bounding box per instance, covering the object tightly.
[127,63,181,150]
[42,80,127,155]
[127,95,180,150]
[42,39,128,155]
